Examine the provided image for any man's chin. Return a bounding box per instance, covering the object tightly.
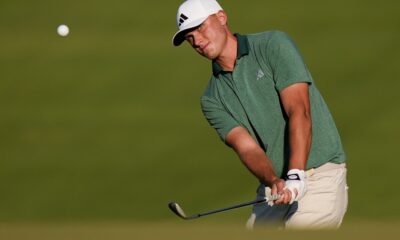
[202,52,218,60]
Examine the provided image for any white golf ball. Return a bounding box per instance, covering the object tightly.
[57,24,69,37]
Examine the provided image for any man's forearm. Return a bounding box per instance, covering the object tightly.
[288,111,312,170]
[279,83,312,171]
[226,126,291,203]
[226,127,279,187]
[236,145,279,186]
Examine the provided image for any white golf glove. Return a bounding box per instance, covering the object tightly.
[284,169,307,204]
[263,187,279,206]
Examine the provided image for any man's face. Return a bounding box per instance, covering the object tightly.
[184,13,227,60]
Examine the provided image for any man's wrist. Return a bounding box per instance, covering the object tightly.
[264,176,280,187]
[288,163,306,171]
[286,169,305,180]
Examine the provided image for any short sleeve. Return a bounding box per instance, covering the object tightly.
[201,96,240,143]
[267,31,313,92]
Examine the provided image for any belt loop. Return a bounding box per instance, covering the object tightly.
[306,168,315,177]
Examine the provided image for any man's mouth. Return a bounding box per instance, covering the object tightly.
[200,43,209,51]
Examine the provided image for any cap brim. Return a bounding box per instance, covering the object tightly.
[172,17,208,46]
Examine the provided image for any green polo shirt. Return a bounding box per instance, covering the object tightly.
[200,31,345,177]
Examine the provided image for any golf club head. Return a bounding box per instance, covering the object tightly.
[168,202,188,219]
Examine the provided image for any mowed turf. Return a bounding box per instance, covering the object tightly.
[1,221,400,240]
[0,0,399,225]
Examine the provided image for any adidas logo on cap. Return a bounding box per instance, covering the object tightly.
[178,14,189,27]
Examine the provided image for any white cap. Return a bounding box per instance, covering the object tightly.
[172,0,223,46]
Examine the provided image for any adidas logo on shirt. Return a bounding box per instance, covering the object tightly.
[256,69,265,80]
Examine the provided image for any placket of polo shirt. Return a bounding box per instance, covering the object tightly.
[222,72,236,93]
[231,62,252,123]
[232,59,248,102]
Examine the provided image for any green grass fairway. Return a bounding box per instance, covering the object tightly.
[0,0,399,225]
[1,221,400,240]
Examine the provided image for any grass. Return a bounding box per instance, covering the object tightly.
[1,220,400,240]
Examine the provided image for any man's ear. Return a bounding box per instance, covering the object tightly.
[215,10,227,26]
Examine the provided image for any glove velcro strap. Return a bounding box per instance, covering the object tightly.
[285,173,301,181]
[285,169,306,180]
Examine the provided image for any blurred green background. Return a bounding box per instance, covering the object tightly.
[0,0,399,236]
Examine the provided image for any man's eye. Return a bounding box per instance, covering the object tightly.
[198,24,205,31]
[185,36,194,44]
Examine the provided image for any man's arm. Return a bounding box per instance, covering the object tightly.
[278,82,312,202]
[279,82,312,171]
[225,126,291,203]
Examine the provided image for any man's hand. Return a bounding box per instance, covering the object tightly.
[284,169,307,204]
[270,178,292,204]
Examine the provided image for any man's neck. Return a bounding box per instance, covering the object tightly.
[215,32,237,72]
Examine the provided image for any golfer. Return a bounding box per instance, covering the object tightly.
[172,0,348,229]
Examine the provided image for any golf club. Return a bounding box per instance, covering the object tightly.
[168,195,280,220]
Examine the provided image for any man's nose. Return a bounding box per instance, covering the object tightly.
[192,31,203,47]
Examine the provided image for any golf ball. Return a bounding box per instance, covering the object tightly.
[57,24,69,37]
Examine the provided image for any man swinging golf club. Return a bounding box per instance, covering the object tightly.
[172,0,348,229]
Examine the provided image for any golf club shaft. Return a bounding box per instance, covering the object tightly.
[194,198,266,218]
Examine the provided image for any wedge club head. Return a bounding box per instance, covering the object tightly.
[168,202,199,220]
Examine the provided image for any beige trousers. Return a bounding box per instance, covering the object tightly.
[246,163,348,229]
